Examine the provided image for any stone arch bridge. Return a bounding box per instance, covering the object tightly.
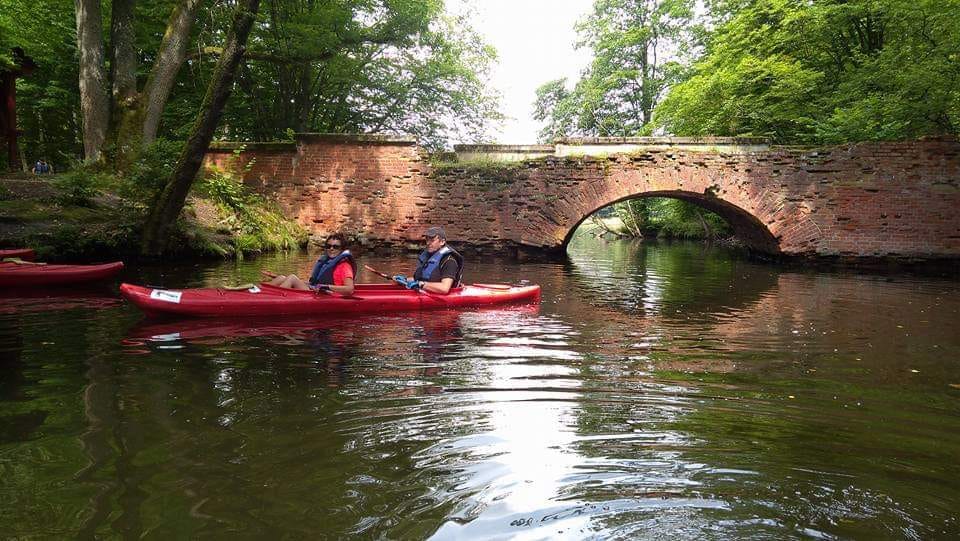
[204,134,960,259]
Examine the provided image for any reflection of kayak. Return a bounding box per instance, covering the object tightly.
[0,261,124,287]
[0,287,122,313]
[126,303,541,342]
[120,282,541,318]
[0,248,35,261]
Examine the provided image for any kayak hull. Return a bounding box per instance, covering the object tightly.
[120,282,541,318]
[0,261,124,287]
[0,248,35,261]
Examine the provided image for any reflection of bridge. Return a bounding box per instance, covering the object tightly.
[205,134,960,259]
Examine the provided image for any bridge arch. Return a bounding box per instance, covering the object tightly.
[561,190,781,254]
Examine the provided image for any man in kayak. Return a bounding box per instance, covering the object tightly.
[393,226,463,294]
[265,233,356,294]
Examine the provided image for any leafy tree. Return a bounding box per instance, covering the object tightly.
[533,78,579,141]
[183,0,502,150]
[533,0,696,141]
[0,0,81,169]
[654,0,960,142]
[140,0,260,256]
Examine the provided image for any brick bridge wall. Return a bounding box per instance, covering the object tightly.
[203,134,960,259]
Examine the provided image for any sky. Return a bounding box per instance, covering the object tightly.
[446,0,595,144]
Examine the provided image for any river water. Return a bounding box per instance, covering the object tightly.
[1,238,959,539]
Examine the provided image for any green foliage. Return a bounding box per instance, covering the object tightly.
[614,197,731,239]
[1,0,82,169]
[194,169,308,258]
[200,171,247,212]
[159,0,502,151]
[30,218,140,261]
[534,0,697,140]
[654,0,960,142]
[533,78,579,141]
[125,139,185,202]
[53,168,107,207]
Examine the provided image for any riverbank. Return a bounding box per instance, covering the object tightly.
[0,174,308,262]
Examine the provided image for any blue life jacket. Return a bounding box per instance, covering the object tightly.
[308,250,356,286]
[414,245,463,286]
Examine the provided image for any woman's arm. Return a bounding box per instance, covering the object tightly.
[327,276,354,295]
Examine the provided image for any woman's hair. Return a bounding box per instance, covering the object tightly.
[326,232,348,248]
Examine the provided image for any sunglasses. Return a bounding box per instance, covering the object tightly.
[324,243,342,249]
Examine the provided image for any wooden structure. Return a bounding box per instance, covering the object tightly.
[0,48,36,171]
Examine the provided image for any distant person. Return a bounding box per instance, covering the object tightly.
[265,233,356,295]
[31,159,52,175]
[393,226,463,294]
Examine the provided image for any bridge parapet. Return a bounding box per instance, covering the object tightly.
[454,136,771,162]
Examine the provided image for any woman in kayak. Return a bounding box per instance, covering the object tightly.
[265,233,356,294]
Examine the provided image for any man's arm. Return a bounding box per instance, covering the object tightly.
[420,277,454,294]
[420,259,459,294]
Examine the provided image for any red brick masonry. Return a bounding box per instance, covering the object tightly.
[204,134,960,259]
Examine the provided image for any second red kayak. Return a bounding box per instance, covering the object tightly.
[0,261,124,287]
[121,282,542,318]
[0,248,35,261]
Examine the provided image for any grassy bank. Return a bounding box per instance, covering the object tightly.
[0,171,308,262]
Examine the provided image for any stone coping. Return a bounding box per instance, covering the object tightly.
[208,141,295,151]
[454,144,556,153]
[208,133,418,152]
[554,136,771,145]
[295,132,417,144]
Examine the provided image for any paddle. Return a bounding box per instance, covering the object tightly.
[2,258,47,266]
[365,264,431,293]
[364,264,455,297]
[363,264,396,282]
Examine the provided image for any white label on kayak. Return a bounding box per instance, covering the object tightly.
[247,286,261,293]
[150,289,182,304]
[150,332,182,342]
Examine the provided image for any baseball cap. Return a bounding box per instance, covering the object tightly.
[423,226,446,239]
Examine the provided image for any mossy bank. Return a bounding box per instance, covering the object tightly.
[0,171,308,263]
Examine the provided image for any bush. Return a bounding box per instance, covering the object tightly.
[191,167,307,259]
[124,138,184,203]
[54,167,106,207]
[198,170,248,213]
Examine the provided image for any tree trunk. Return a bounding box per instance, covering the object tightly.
[75,0,110,162]
[140,0,261,256]
[140,0,203,146]
[109,0,137,106]
[108,0,140,168]
[695,208,713,240]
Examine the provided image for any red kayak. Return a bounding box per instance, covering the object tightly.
[120,282,541,318]
[0,248,35,261]
[0,261,124,287]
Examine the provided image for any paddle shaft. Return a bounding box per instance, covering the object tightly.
[363,264,395,282]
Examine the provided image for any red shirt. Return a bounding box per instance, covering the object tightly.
[332,260,354,286]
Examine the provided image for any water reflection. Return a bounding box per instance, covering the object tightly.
[1,242,959,538]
